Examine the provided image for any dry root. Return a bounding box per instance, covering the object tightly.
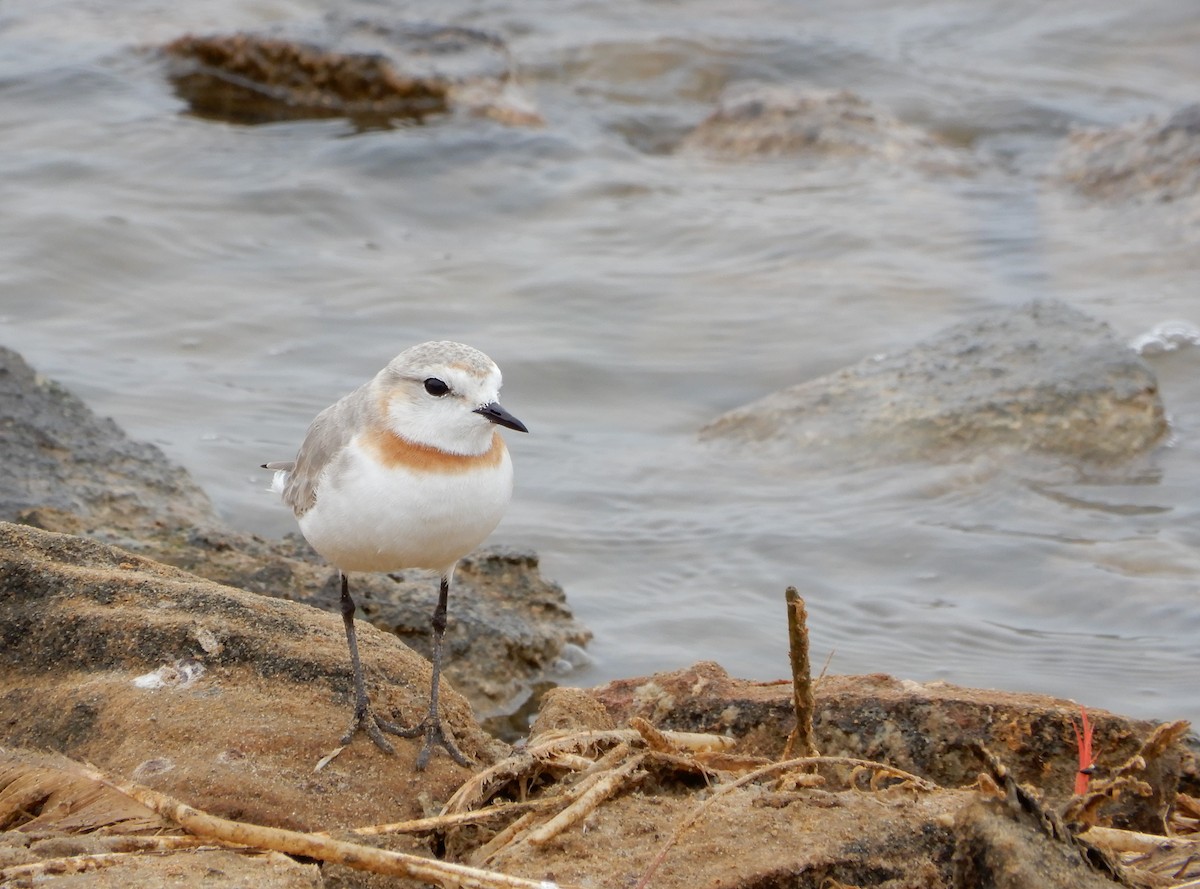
[428,717,941,889]
[0,748,580,889]
[442,724,735,819]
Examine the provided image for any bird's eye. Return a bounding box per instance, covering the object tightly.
[423,378,450,397]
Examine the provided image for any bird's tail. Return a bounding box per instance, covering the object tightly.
[260,461,295,495]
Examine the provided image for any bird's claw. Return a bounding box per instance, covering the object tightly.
[339,702,408,754]
[335,700,471,769]
[397,713,473,770]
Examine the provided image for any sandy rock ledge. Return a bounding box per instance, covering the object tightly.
[2,530,1196,888]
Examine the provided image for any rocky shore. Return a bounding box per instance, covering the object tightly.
[2,319,1197,888]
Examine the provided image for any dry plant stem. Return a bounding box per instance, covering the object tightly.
[345,798,556,838]
[101,836,212,852]
[471,745,643,866]
[525,753,647,847]
[1081,826,1200,854]
[110,778,577,889]
[1,853,127,881]
[528,727,735,757]
[582,740,640,776]
[644,749,720,784]
[633,755,938,889]
[630,717,676,753]
[783,586,819,759]
[470,811,541,867]
[444,752,539,816]
[1178,794,1200,818]
[444,728,733,816]
[542,752,596,771]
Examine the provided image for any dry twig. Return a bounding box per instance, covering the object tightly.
[465,743,651,866]
[92,770,577,889]
[781,587,819,759]
[1081,825,1200,855]
[443,727,733,817]
[339,798,557,838]
[524,753,647,847]
[1,852,131,882]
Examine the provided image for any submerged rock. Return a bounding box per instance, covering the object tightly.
[0,346,589,714]
[701,299,1168,465]
[1057,104,1200,206]
[679,84,970,172]
[162,19,542,127]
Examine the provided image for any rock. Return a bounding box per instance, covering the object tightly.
[1057,104,1200,207]
[102,522,593,717]
[356,548,593,717]
[5,544,1190,888]
[0,346,215,534]
[701,299,1168,465]
[161,19,542,127]
[0,346,590,715]
[0,520,501,824]
[679,85,969,172]
[528,686,616,738]
[588,662,1196,830]
[952,797,1120,889]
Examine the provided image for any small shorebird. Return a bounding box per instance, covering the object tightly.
[263,341,527,768]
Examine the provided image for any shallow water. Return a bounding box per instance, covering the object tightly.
[3,0,1199,724]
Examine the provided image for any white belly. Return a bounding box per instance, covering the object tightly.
[298,439,514,575]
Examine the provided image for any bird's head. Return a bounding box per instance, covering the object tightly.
[375,341,527,456]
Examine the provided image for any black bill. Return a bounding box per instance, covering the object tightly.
[475,402,529,433]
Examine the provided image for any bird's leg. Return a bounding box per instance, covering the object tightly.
[337,572,405,753]
[397,574,472,769]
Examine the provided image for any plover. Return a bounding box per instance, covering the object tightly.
[264,341,527,768]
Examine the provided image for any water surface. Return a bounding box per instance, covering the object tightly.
[2,0,1198,723]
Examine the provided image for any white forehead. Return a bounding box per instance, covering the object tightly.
[384,341,501,386]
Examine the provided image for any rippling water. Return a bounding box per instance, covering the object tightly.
[2,0,1198,723]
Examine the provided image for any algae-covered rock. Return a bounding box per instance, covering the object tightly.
[162,19,542,127]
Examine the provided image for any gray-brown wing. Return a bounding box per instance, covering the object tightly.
[280,382,377,516]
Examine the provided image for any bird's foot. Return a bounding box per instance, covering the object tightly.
[338,700,409,754]
[396,712,473,770]
[315,703,405,771]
